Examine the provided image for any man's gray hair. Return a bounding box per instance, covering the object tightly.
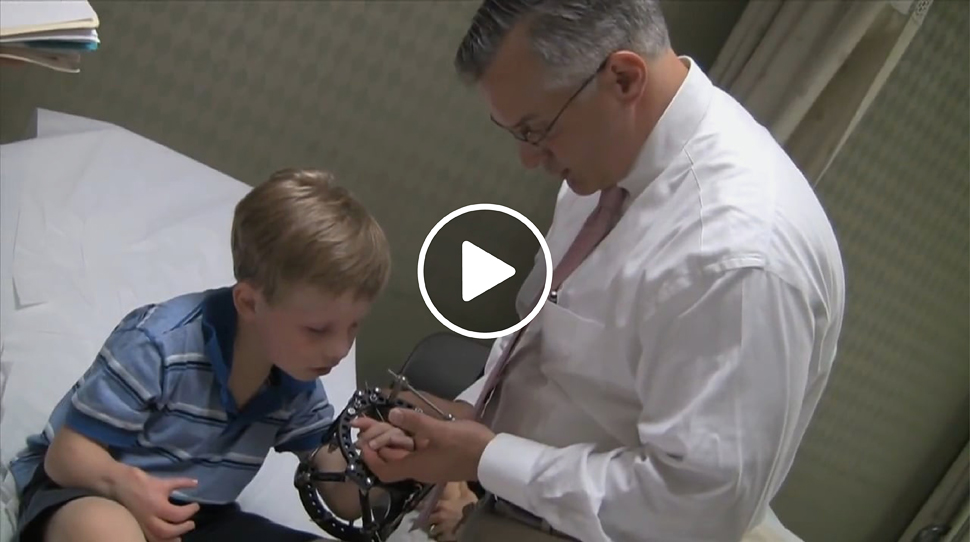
[454,0,671,89]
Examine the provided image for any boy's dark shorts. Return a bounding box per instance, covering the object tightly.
[16,464,324,542]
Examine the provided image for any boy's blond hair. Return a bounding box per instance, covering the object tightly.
[230,168,391,303]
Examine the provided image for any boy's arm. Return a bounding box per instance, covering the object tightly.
[295,446,389,521]
[277,386,372,520]
[46,426,200,540]
[45,425,135,500]
[42,307,201,540]
[49,306,165,483]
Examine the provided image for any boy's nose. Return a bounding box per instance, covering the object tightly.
[326,339,352,362]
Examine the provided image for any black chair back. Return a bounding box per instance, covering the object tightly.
[398,332,491,401]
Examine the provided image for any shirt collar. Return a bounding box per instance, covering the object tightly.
[617,56,714,202]
[200,287,314,415]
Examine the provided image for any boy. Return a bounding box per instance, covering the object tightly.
[8,168,412,542]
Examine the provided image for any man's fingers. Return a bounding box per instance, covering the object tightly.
[388,408,437,438]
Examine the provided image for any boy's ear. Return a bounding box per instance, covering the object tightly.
[232,282,260,320]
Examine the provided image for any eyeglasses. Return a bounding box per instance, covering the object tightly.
[493,57,609,146]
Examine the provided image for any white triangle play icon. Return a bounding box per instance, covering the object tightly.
[462,241,516,302]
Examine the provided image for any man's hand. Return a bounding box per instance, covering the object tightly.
[360,408,496,484]
[351,415,416,451]
[381,389,477,421]
[113,467,200,542]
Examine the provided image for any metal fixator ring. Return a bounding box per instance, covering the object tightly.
[294,383,433,542]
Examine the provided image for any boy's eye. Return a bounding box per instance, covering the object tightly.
[307,326,329,335]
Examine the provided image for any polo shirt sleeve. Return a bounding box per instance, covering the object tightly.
[275,381,336,454]
[64,309,164,448]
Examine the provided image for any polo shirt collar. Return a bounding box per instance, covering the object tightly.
[618,56,714,202]
[200,287,315,416]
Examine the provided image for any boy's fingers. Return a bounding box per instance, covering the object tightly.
[377,447,412,461]
[441,482,460,500]
[360,446,388,476]
[350,416,379,430]
[387,408,440,439]
[164,477,199,492]
[159,500,199,523]
[146,516,195,541]
[362,446,415,483]
[364,429,414,450]
[430,511,456,527]
[364,430,393,449]
[357,423,391,443]
[388,433,415,450]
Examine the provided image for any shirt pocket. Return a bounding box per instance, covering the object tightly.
[538,302,606,383]
[538,302,637,416]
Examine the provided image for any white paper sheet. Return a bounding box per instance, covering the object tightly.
[35,108,116,138]
[9,125,246,306]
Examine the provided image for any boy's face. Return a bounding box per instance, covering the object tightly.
[234,281,372,382]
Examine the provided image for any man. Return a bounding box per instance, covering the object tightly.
[359,1,845,540]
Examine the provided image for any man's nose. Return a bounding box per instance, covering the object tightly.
[518,141,545,169]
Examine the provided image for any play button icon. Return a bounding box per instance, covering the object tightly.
[462,241,516,302]
[418,204,552,340]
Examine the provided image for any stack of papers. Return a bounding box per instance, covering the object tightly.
[0,0,100,73]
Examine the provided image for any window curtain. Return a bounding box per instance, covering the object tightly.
[708,0,935,186]
[898,441,969,542]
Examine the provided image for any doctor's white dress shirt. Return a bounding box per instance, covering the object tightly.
[455,57,846,542]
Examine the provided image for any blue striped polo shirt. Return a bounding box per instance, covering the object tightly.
[9,286,336,504]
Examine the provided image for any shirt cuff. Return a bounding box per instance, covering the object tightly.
[477,432,547,510]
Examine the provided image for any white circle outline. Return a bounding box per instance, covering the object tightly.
[417,203,552,340]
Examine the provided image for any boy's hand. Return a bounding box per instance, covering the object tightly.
[424,482,478,541]
[114,466,200,542]
[350,416,416,452]
[358,409,494,484]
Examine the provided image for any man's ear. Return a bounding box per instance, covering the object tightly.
[233,281,261,320]
[607,51,648,102]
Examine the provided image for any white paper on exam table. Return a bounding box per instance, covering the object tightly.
[33,107,116,137]
[0,109,115,339]
[8,130,245,309]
